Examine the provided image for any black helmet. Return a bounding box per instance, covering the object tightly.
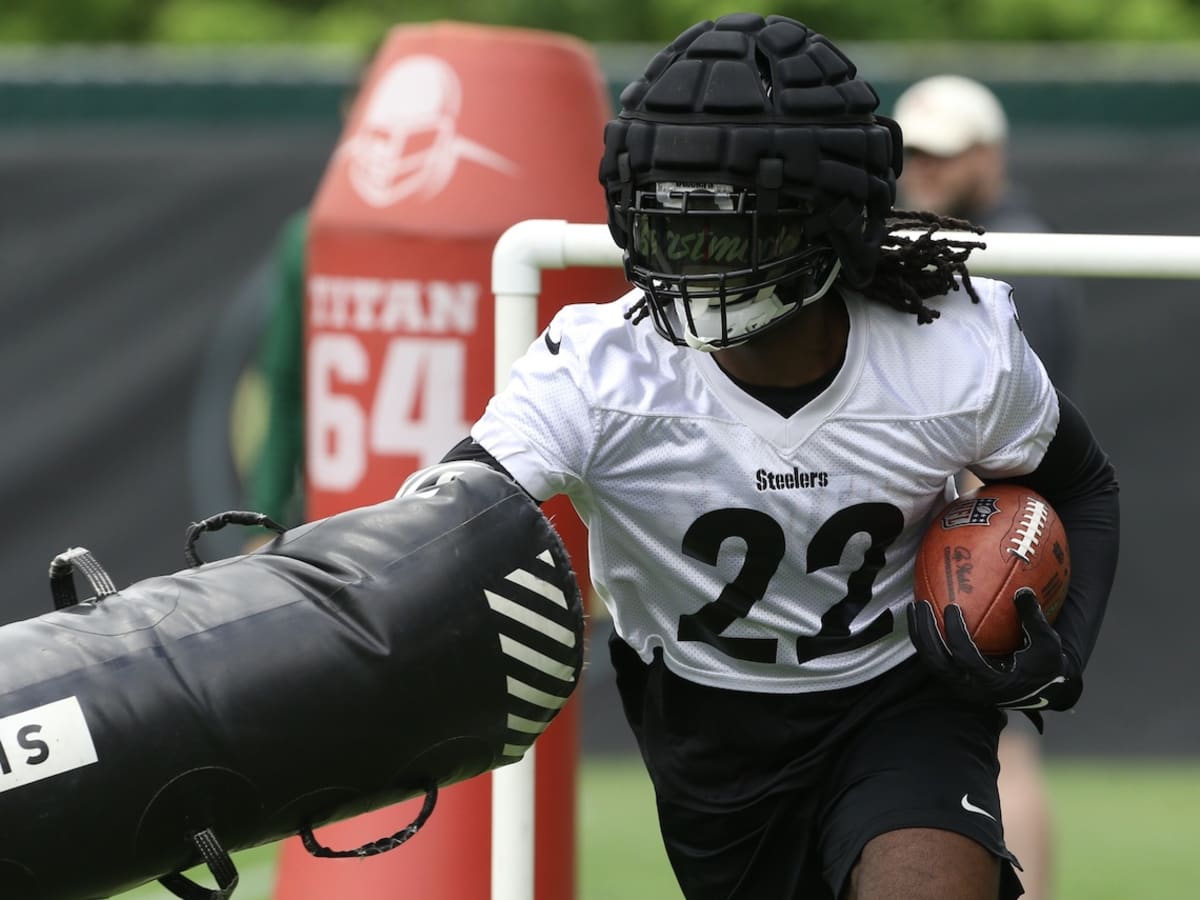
[599,13,902,350]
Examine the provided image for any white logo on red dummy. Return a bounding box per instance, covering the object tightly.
[340,54,519,207]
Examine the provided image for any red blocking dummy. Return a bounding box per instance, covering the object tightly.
[276,20,627,900]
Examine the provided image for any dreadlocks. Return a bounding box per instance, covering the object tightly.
[623,209,986,331]
[864,210,986,324]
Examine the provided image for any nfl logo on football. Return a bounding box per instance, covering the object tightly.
[941,497,1001,529]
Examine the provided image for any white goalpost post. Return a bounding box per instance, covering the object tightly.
[488,220,1200,900]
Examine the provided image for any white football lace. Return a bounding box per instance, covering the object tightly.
[1008,497,1049,562]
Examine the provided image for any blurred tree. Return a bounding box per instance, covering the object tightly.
[0,0,165,42]
[3,0,1200,43]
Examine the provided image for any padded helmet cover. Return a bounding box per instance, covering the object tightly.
[599,13,903,287]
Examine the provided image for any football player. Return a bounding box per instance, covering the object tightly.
[415,14,1119,900]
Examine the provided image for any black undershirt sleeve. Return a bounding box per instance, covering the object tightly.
[987,390,1120,674]
[441,436,516,480]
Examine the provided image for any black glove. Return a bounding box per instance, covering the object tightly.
[907,588,1082,723]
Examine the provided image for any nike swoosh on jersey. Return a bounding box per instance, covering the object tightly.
[1006,697,1050,710]
[544,331,562,355]
[961,794,997,822]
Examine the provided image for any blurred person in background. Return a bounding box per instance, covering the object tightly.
[230,48,378,546]
[187,204,307,558]
[893,74,1084,393]
[240,209,308,537]
[893,74,1087,900]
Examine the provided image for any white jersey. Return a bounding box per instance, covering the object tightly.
[472,278,1058,694]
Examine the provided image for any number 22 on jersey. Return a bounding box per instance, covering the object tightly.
[676,503,904,664]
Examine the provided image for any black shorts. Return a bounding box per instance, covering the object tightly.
[609,635,1023,900]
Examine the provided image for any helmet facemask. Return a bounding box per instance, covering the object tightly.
[622,182,841,351]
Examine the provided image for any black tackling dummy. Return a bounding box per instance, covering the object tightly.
[0,463,582,899]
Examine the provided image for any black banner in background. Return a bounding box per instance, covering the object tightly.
[0,126,336,612]
[1,126,1198,755]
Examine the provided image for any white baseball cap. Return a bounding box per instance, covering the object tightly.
[892,75,1008,157]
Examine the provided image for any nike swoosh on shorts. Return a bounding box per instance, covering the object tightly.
[961,794,997,822]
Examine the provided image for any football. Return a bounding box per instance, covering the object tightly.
[913,483,1070,656]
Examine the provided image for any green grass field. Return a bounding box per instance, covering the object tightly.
[120,756,1200,900]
